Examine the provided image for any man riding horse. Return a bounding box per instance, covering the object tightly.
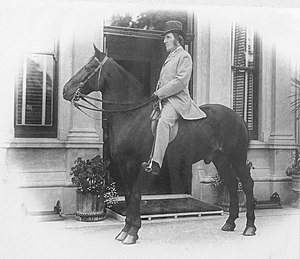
[63,20,257,243]
[143,20,207,175]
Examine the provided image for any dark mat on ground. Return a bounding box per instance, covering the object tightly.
[255,200,282,209]
[111,197,223,217]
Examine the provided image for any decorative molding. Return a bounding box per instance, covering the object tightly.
[12,169,65,174]
[104,26,195,43]
[249,139,298,150]
[268,134,296,145]
[65,142,103,149]
[7,180,76,189]
[255,176,292,182]
[141,194,191,200]
[199,175,292,183]
[8,181,68,188]
[5,139,67,149]
[4,138,104,149]
[67,128,101,142]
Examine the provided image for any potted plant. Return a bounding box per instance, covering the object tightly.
[70,155,118,221]
[212,161,254,212]
[286,150,300,208]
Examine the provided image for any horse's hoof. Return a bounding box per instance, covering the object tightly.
[221,222,236,231]
[115,231,128,241]
[122,234,139,245]
[243,226,257,236]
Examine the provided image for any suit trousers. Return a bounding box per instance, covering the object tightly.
[152,100,180,167]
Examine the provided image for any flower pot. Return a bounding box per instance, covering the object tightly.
[217,188,246,212]
[75,190,107,222]
[291,175,300,209]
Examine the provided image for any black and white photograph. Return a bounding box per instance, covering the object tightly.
[0,0,299,258]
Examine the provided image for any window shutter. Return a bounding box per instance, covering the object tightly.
[15,52,57,138]
[232,24,258,139]
[232,25,246,118]
[16,54,54,126]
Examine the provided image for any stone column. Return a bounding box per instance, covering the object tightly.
[259,42,274,143]
[269,51,295,145]
[192,16,232,203]
[193,14,231,106]
[0,40,15,185]
[58,6,105,214]
[208,20,232,107]
[269,50,298,202]
[193,16,210,106]
[59,9,104,144]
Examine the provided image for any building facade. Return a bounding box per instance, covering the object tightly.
[1,4,299,214]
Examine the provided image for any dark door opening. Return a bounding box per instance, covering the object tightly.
[103,32,191,195]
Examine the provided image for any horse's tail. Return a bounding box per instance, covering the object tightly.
[230,115,250,169]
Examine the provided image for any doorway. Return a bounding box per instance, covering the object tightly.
[103,29,192,195]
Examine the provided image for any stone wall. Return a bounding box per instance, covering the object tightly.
[192,12,298,205]
[2,5,106,214]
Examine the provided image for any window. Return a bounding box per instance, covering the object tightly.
[231,24,259,139]
[15,47,58,138]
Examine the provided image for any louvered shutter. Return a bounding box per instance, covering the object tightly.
[15,52,57,138]
[232,24,258,139]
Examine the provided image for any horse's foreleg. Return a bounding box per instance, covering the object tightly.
[115,163,134,242]
[121,194,141,245]
[168,154,187,193]
[121,168,144,245]
[115,191,132,241]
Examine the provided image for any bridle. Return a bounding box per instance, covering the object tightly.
[71,55,155,120]
[71,55,108,104]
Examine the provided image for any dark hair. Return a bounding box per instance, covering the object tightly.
[172,32,185,47]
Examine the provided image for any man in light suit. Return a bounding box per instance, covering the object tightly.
[143,20,207,175]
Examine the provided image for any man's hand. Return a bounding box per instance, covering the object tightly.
[151,92,159,101]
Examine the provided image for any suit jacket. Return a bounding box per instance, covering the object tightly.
[155,46,207,120]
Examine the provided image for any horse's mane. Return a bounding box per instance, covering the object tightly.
[109,58,146,98]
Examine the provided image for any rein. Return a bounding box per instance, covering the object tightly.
[74,93,155,113]
[71,55,155,119]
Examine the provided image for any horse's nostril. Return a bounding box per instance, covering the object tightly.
[62,87,69,100]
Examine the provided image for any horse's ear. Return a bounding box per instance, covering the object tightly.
[93,44,101,55]
[93,44,107,60]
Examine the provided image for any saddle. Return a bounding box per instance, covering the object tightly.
[150,101,178,143]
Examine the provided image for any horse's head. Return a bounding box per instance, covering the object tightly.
[63,45,107,101]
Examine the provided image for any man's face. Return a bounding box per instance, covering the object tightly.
[163,33,179,53]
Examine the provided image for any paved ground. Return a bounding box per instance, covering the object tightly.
[1,206,299,259]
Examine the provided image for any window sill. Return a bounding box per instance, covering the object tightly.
[4,138,66,149]
[3,138,103,149]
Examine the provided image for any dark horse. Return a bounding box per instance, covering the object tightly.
[63,45,257,245]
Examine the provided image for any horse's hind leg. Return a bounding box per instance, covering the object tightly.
[233,162,257,236]
[213,155,239,231]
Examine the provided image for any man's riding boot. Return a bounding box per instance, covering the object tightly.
[142,161,160,176]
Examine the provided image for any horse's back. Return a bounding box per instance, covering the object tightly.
[200,104,244,124]
[199,103,249,155]
[173,103,249,164]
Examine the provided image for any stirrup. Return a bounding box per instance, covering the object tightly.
[142,160,152,173]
